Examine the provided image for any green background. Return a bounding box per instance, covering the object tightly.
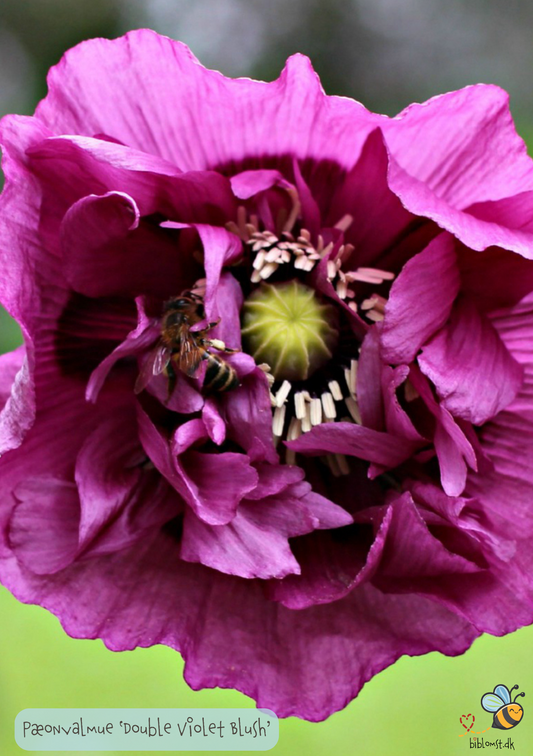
[1,1,533,754]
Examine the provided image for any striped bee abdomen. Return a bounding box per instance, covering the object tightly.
[493,704,523,730]
[204,353,239,392]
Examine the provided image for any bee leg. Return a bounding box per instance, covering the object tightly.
[204,337,239,354]
[164,359,177,401]
[195,319,221,338]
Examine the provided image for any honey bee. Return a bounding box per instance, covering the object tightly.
[135,293,239,397]
[481,684,525,730]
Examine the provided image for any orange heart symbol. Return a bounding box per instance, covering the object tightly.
[460,714,475,732]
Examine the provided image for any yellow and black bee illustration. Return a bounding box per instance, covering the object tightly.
[481,684,525,730]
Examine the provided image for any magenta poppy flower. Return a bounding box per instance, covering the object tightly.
[2,29,533,721]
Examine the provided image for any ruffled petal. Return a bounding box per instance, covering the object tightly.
[379,86,533,254]
[419,297,522,425]
[410,481,514,564]
[383,84,533,207]
[387,158,533,257]
[268,507,391,609]
[180,497,313,579]
[458,244,533,313]
[201,398,226,445]
[230,169,290,199]
[207,271,243,347]
[372,492,481,579]
[382,365,425,441]
[244,463,304,500]
[176,448,258,526]
[8,478,80,575]
[287,422,422,470]
[371,492,533,635]
[86,297,160,402]
[75,411,178,557]
[409,366,477,496]
[61,191,197,299]
[381,234,460,364]
[356,325,384,430]
[138,409,257,526]
[0,346,35,455]
[0,115,54,323]
[28,135,236,221]
[221,366,278,464]
[465,293,533,539]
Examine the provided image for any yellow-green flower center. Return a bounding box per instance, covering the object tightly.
[241,280,339,381]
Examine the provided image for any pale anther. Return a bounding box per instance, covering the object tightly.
[404,380,420,402]
[335,453,350,475]
[336,280,348,299]
[275,380,292,407]
[301,403,312,433]
[345,397,362,424]
[361,297,379,310]
[285,448,296,466]
[253,251,266,270]
[310,398,323,426]
[350,359,358,396]
[333,214,354,232]
[259,263,278,279]
[326,454,341,477]
[272,404,287,436]
[294,391,307,419]
[321,392,336,419]
[287,417,302,441]
[328,380,343,401]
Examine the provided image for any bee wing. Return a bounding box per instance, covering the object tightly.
[481,693,505,712]
[134,344,171,393]
[494,685,511,704]
[153,345,172,376]
[178,331,204,377]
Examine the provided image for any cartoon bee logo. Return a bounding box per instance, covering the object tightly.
[481,684,525,730]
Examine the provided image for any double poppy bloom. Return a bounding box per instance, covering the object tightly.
[1,29,533,721]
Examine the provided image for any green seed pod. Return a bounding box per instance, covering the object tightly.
[241,280,339,381]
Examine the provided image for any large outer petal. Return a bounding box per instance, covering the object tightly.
[0,113,140,557]
[378,85,533,256]
[383,85,533,207]
[33,34,533,262]
[35,31,382,171]
[0,117,52,454]
[0,524,477,721]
